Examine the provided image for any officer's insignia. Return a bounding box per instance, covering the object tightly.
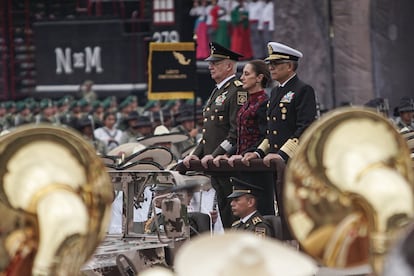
[215,91,228,106]
[268,44,273,55]
[252,216,262,225]
[234,80,243,87]
[237,91,248,105]
[255,227,266,237]
[281,91,295,103]
[211,45,216,55]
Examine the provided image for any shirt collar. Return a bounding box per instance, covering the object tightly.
[279,73,296,87]
[217,75,236,89]
[241,210,257,223]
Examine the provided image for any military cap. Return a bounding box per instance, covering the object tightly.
[76,116,93,130]
[101,98,112,109]
[152,109,172,122]
[227,177,263,198]
[144,100,158,111]
[5,101,16,110]
[265,42,303,62]
[16,101,27,112]
[398,97,414,113]
[119,98,131,110]
[39,98,54,110]
[78,98,90,108]
[133,115,152,128]
[125,111,139,121]
[23,97,36,104]
[125,95,138,102]
[205,42,243,62]
[91,100,103,110]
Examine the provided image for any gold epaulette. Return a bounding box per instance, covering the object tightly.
[280,138,299,158]
[232,220,241,227]
[252,216,262,225]
[257,139,270,155]
[234,80,243,87]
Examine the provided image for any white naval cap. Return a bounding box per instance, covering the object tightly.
[265,42,303,62]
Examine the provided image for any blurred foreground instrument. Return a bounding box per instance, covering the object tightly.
[0,124,113,275]
[284,107,414,275]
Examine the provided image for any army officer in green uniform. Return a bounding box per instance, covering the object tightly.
[228,177,273,237]
[183,42,247,228]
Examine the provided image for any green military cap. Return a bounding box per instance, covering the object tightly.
[39,98,54,110]
[125,95,138,102]
[16,101,27,112]
[101,99,111,109]
[5,101,16,110]
[119,98,131,110]
[91,100,103,109]
[23,97,36,104]
[143,100,158,111]
[77,98,90,108]
[28,101,39,112]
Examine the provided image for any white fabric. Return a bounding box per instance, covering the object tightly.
[94,127,123,151]
[188,188,224,234]
[133,187,153,222]
[108,191,123,234]
[258,2,274,31]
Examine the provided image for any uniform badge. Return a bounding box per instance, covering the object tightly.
[281,91,295,103]
[252,216,262,225]
[234,80,243,87]
[255,227,266,237]
[237,91,248,105]
[215,91,228,106]
[267,44,273,55]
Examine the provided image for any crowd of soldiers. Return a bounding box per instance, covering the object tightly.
[0,94,205,157]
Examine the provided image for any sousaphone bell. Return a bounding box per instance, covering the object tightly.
[284,107,414,275]
[0,124,113,275]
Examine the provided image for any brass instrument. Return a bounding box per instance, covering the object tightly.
[285,107,414,275]
[0,124,113,276]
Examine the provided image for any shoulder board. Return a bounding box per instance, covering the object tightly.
[234,80,243,87]
[232,220,241,227]
[251,216,263,225]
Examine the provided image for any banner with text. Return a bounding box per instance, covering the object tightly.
[148,42,196,100]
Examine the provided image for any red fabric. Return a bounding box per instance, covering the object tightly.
[196,22,210,59]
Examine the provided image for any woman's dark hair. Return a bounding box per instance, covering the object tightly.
[248,59,271,88]
[103,111,116,121]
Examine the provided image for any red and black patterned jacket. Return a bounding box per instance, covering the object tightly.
[235,90,269,154]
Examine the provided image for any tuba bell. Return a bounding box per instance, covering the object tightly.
[284,107,414,275]
[0,124,113,276]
